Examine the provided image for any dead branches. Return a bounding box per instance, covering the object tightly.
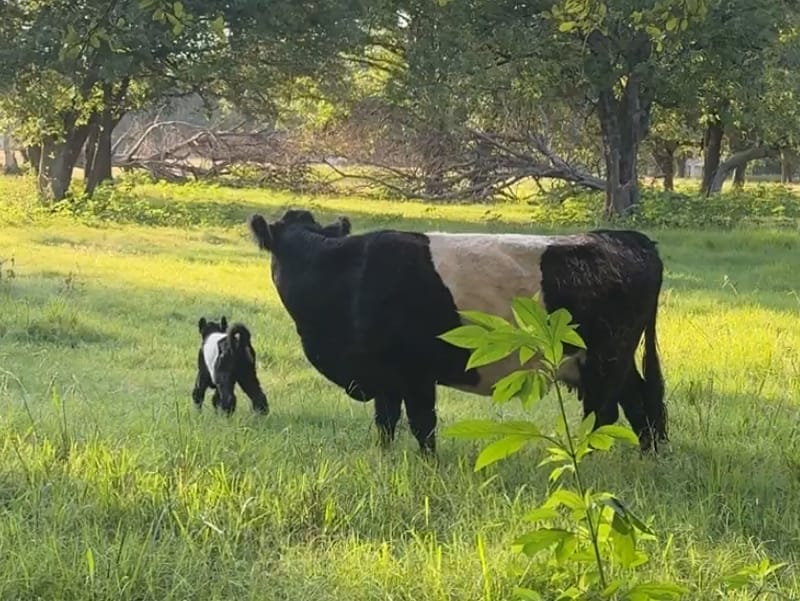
[110,119,314,189]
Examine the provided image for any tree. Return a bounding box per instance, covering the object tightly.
[541,0,711,215]
[0,0,370,202]
[0,0,229,201]
[669,0,797,194]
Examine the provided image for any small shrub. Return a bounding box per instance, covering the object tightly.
[440,295,786,600]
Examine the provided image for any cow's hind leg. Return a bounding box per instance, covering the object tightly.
[374,394,403,448]
[403,379,437,456]
[616,364,653,451]
[620,365,668,452]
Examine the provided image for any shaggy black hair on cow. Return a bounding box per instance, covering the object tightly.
[192,316,269,416]
[247,210,667,455]
[539,231,666,451]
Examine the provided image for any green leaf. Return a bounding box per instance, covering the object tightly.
[561,328,586,349]
[665,16,679,32]
[610,514,637,567]
[587,430,614,450]
[524,506,560,522]
[512,297,548,335]
[515,528,572,557]
[720,572,754,589]
[600,497,655,536]
[460,309,512,331]
[492,370,530,403]
[548,463,574,483]
[173,1,184,17]
[558,21,577,32]
[625,581,688,600]
[475,435,529,471]
[85,546,95,583]
[549,308,573,340]
[578,412,596,440]
[594,424,639,445]
[442,419,541,440]
[211,14,226,36]
[514,588,543,601]
[519,345,536,365]
[519,371,548,408]
[466,343,516,370]
[139,0,157,7]
[544,489,585,511]
[601,579,622,599]
[438,325,488,349]
[555,585,582,600]
[554,532,578,563]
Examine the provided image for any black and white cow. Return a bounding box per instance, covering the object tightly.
[247,209,667,454]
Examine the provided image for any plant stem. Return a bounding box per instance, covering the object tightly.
[553,381,608,590]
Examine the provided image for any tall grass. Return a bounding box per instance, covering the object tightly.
[0,174,798,599]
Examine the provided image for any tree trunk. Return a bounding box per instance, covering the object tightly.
[84,82,122,196]
[3,130,20,174]
[676,154,688,178]
[84,117,100,184]
[728,131,748,188]
[781,149,796,183]
[709,145,774,194]
[85,110,115,196]
[701,120,723,195]
[36,127,91,202]
[27,145,41,173]
[652,141,677,191]
[597,81,646,216]
[733,164,746,187]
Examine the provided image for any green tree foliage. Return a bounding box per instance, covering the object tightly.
[0,0,372,202]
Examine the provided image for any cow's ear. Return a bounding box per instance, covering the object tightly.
[198,318,207,333]
[221,316,228,331]
[321,216,351,238]
[248,214,273,251]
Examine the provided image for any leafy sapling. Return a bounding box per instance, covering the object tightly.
[440,294,687,601]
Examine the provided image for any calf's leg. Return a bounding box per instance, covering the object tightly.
[192,350,212,410]
[236,358,270,415]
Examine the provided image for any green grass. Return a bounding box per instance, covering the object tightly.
[1,173,800,599]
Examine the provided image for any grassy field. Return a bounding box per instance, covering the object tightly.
[1,174,799,600]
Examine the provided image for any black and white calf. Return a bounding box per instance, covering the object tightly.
[247,210,666,453]
[192,316,270,415]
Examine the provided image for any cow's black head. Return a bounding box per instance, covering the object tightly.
[248,209,351,252]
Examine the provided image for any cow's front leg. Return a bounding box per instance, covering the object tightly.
[374,394,402,447]
[403,380,437,456]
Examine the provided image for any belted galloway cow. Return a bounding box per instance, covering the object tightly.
[248,209,667,454]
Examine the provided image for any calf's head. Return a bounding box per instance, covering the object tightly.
[198,316,227,339]
[248,209,351,253]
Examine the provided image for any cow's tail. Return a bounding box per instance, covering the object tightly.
[642,262,667,443]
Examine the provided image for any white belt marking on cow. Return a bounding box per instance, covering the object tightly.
[202,332,227,384]
[426,232,583,396]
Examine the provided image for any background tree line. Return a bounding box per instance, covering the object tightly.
[1,0,799,216]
